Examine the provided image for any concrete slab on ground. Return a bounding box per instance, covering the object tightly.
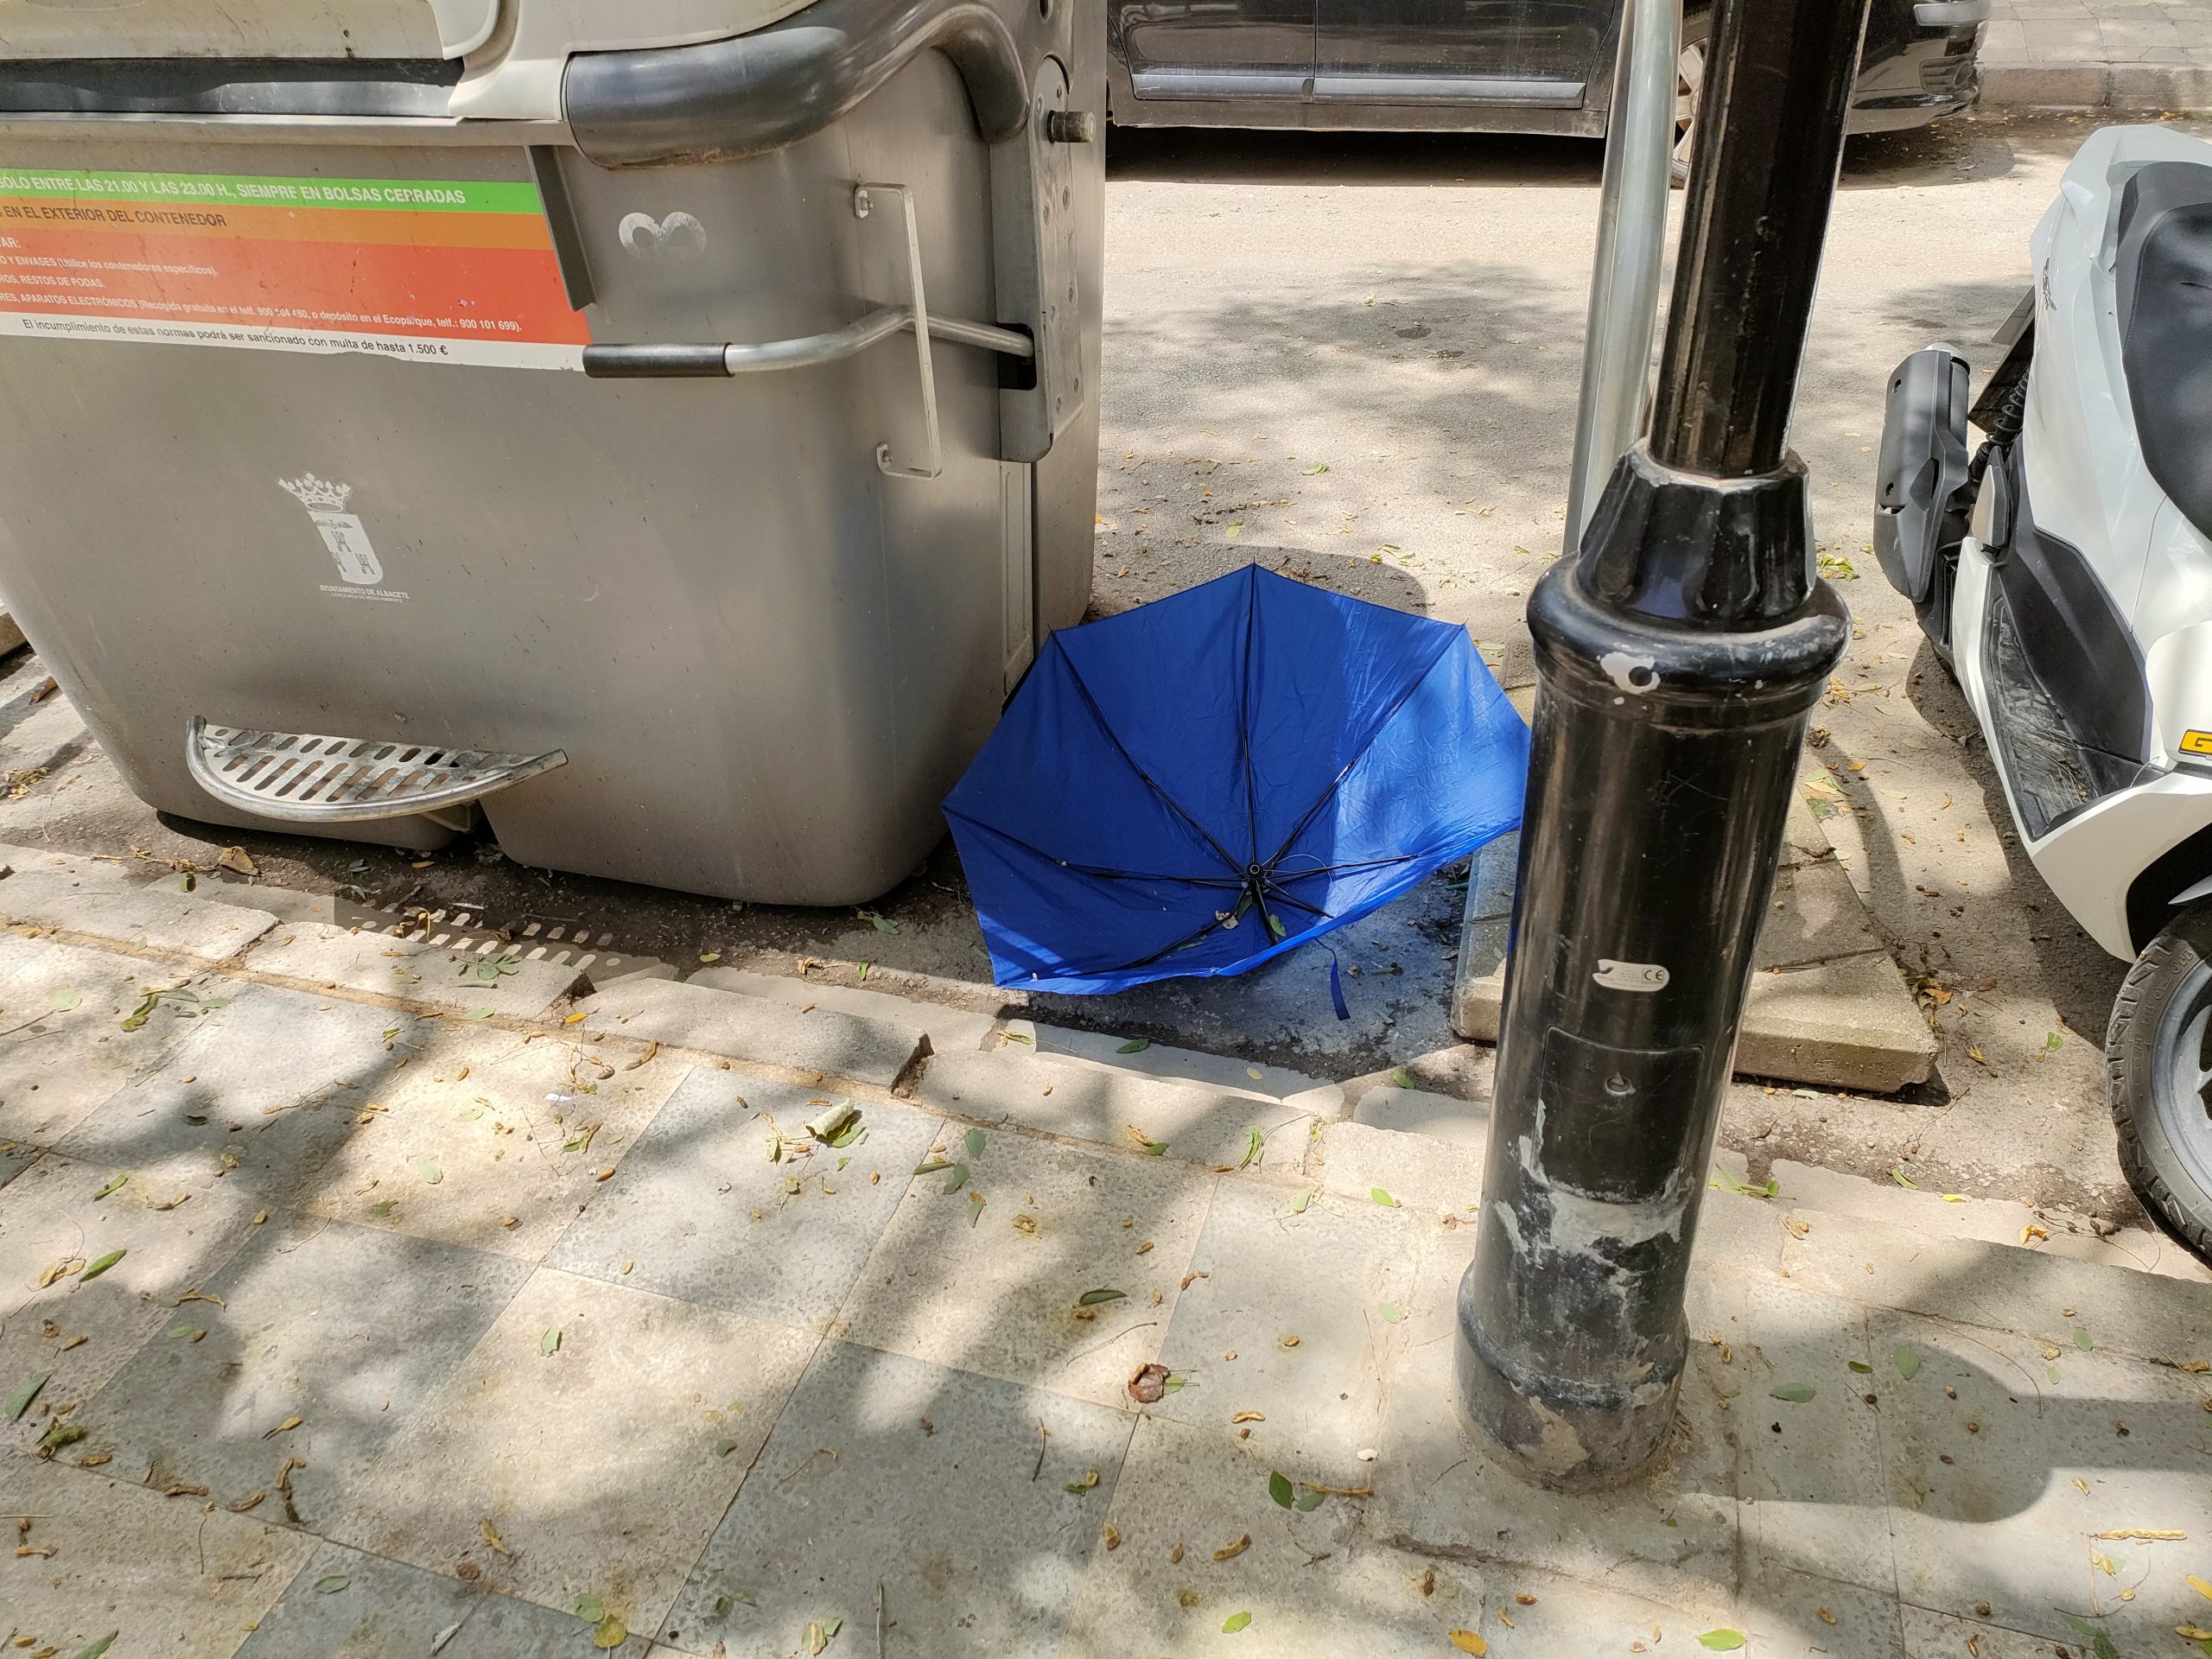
[1981,0,2212,111]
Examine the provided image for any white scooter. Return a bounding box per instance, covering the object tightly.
[1875,124,2212,1258]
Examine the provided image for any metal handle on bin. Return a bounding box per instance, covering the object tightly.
[582,184,1033,481]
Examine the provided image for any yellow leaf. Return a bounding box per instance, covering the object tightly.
[2176,1625,2212,1641]
[2190,1573,2212,1600]
[479,1516,512,1558]
[2091,1528,2185,1540]
[592,1613,627,1649]
[1449,1634,1488,1656]
[564,1011,588,1025]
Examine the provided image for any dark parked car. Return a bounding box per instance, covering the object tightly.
[1107,0,1989,160]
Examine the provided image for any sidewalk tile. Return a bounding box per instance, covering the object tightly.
[576,977,924,1089]
[1366,1227,1742,1612]
[331,1268,815,1638]
[837,1131,1215,1409]
[1873,1306,2212,1646]
[1147,1179,1420,1480]
[0,1458,314,1657]
[1738,1567,1905,1659]
[299,1022,688,1262]
[544,1072,938,1330]
[1733,1281,1894,1597]
[245,922,583,1018]
[0,1153,258,1454]
[238,1541,654,1657]
[1901,1605,2071,1658]
[1005,1020,1346,1115]
[78,1213,529,1521]
[54,986,429,1207]
[0,938,207,1144]
[1777,1206,2212,1365]
[665,1339,1135,1659]
[1310,1118,1484,1215]
[919,1047,1319,1173]
[1060,1414,1714,1658]
[0,865,280,960]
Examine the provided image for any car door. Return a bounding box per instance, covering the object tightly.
[1115,0,1318,100]
[1314,0,1612,109]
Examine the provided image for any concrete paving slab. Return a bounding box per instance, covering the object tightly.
[1366,1225,1744,1612]
[577,976,925,1089]
[1871,1306,2212,1647]
[0,1139,32,1189]
[1147,1177,1419,1480]
[836,1129,1216,1408]
[1738,1567,1906,1659]
[545,1071,938,1330]
[1732,1281,1892,1598]
[1777,1205,2212,1365]
[1770,1158,2212,1285]
[0,864,280,961]
[1348,1082,1489,1148]
[296,1020,688,1262]
[1755,859,1888,971]
[81,1212,530,1522]
[54,985,432,1208]
[1310,1118,1484,1215]
[1901,1605,2062,1659]
[1061,1412,1717,1659]
[666,1338,1133,1657]
[332,1268,814,1638]
[238,1541,657,1657]
[0,937,194,1145]
[1000,1019,1346,1114]
[687,963,1001,1052]
[0,1458,315,1658]
[918,1046,1318,1173]
[245,922,584,1018]
[0,1153,259,1457]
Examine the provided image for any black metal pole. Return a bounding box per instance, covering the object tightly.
[1455,0,1867,1486]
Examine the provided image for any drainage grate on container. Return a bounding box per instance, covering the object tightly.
[187,717,566,823]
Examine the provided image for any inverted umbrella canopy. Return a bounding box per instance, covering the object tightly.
[944,565,1529,995]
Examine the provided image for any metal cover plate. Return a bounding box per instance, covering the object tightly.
[187,717,565,823]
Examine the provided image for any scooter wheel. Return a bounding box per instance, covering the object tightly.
[2107,906,2212,1262]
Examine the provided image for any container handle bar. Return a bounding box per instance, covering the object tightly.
[580,308,1033,378]
[582,183,1028,481]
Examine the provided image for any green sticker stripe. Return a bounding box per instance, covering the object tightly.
[0,168,540,215]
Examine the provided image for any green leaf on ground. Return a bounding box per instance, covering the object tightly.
[1294,1489,1325,1512]
[1268,1471,1294,1508]
[592,1613,628,1650]
[1890,1167,1918,1189]
[868,912,898,933]
[1770,1382,1815,1402]
[1223,1612,1252,1634]
[2044,1031,2064,1052]
[1697,1633,1746,1652]
[541,1328,560,1356]
[1303,462,1329,474]
[1292,1189,1313,1215]
[914,1160,952,1175]
[2073,1327,2093,1351]
[1064,1467,1100,1495]
[1710,1169,1779,1199]
[462,1007,496,1020]
[575,1594,605,1621]
[1240,1127,1264,1169]
[963,1128,985,1159]
[1370,1187,1399,1207]
[715,1438,738,1458]
[2060,1611,2120,1659]
[370,1200,397,1217]
[67,1638,118,1659]
[47,988,79,1012]
[1077,1288,1126,1306]
[1847,1360,1872,1374]
[1379,1302,1405,1324]
[1389,1068,1414,1089]
[315,1574,350,1594]
[1141,1141,1168,1156]
[1894,1344,1921,1380]
[942,1164,969,1194]
[78,1249,124,1283]
[91,1174,126,1200]
[7,1373,49,1421]
[1117,1038,1150,1054]
[37,1421,84,1454]
[416,1160,442,1185]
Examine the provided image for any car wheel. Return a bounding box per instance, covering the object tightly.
[2107,905,2212,1262]
[1672,12,1710,188]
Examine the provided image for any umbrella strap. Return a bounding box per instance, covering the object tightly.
[1321,944,1351,1022]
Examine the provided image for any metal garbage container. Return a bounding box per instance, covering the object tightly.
[0,0,1103,904]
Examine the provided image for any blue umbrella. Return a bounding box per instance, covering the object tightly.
[944,565,1528,998]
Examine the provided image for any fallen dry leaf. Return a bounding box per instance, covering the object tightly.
[2091,1528,2184,1540]
[264,1415,303,1440]
[1449,1633,1488,1656]
[1127,1363,1168,1405]
[1231,1412,1266,1424]
[1213,1534,1251,1561]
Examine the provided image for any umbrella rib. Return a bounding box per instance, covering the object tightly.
[1055,647,1245,877]
[1238,568,1262,868]
[1256,634,1462,876]
[942,810,1244,888]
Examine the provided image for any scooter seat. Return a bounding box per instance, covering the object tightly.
[2117,160,2212,540]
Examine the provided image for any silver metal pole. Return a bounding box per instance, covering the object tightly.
[1561,0,1681,555]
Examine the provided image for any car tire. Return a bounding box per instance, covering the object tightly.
[2106,905,2212,1262]
[1672,10,1711,187]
